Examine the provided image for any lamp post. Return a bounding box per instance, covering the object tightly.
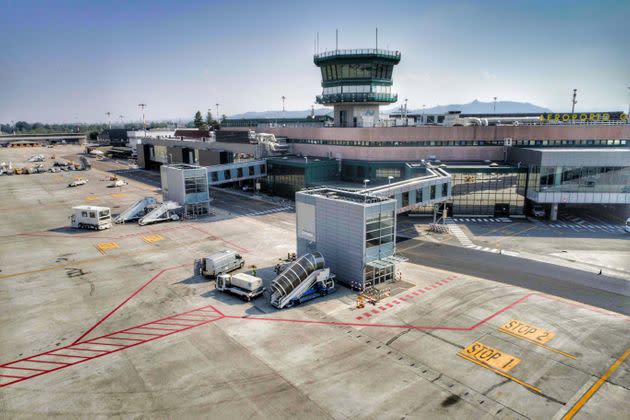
[571,89,577,114]
[421,104,426,125]
[363,179,370,189]
[388,175,394,185]
[138,103,147,136]
[281,96,286,112]
[493,97,497,113]
[215,103,219,120]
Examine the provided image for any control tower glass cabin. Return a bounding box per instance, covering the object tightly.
[314,49,401,127]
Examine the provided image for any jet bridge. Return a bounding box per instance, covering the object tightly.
[362,165,452,213]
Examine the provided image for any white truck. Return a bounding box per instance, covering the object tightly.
[70,206,112,230]
[216,272,265,301]
[195,250,245,278]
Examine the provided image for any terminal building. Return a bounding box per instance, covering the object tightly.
[137,46,630,221]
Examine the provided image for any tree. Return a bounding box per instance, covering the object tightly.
[193,111,204,129]
[206,111,213,126]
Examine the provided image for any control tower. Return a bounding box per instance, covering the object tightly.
[314,48,400,127]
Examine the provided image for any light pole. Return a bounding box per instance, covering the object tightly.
[138,103,147,136]
[388,176,394,185]
[363,179,370,189]
[10,120,15,134]
[281,96,286,112]
[106,112,111,129]
[421,104,426,125]
[119,115,124,127]
[493,97,497,113]
[404,98,408,125]
[571,89,577,114]
[215,103,219,120]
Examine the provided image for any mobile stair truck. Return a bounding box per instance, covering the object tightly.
[70,206,112,230]
[216,273,265,301]
[194,250,245,278]
[269,252,335,309]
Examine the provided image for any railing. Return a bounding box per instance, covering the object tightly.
[316,92,398,104]
[314,49,401,60]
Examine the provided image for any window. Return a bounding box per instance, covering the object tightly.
[89,212,96,218]
[224,169,231,180]
[366,211,395,248]
[442,183,448,197]
[82,211,88,217]
[430,185,436,200]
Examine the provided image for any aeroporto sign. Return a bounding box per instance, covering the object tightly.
[539,113,628,122]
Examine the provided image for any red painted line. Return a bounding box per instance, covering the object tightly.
[466,293,534,331]
[0,374,27,379]
[65,348,109,353]
[2,366,47,372]
[118,331,163,337]
[25,359,69,365]
[133,326,178,332]
[412,291,420,295]
[424,287,431,291]
[394,301,401,304]
[169,316,210,322]
[379,306,386,311]
[371,309,379,314]
[49,353,89,359]
[363,312,372,317]
[102,336,144,342]
[386,303,394,307]
[418,289,425,293]
[153,321,199,327]
[84,341,126,347]
[356,316,363,320]
[71,264,187,344]
[0,305,224,388]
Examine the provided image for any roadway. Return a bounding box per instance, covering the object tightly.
[397,239,630,316]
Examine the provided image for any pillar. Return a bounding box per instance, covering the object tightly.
[550,203,558,221]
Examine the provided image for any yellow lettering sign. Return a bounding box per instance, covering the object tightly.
[458,341,521,372]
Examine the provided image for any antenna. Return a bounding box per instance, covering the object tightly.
[336,29,338,51]
[317,32,319,54]
[105,111,111,129]
[376,27,378,50]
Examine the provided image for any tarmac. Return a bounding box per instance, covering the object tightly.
[0,145,628,419]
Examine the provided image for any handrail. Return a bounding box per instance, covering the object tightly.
[314,49,400,59]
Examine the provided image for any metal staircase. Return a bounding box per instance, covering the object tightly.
[138,201,182,226]
[114,197,158,223]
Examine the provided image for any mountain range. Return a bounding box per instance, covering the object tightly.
[227,100,552,119]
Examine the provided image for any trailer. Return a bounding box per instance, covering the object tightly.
[68,178,88,187]
[194,250,245,278]
[70,206,112,230]
[216,273,265,301]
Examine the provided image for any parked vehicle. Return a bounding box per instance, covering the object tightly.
[108,179,128,188]
[532,204,546,218]
[625,217,630,233]
[70,206,112,230]
[216,273,265,301]
[68,179,88,187]
[195,250,245,278]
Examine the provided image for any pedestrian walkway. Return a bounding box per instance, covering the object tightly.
[445,220,474,247]
[452,217,512,223]
[242,206,294,217]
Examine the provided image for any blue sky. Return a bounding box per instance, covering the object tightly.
[0,0,628,123]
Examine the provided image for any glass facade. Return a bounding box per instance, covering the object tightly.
[320,63,394,81]
[451,171,526,216]
[286,138,627,148]
[366,210,395,248]
[528,166,630,193]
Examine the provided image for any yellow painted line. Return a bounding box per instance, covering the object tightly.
[111,193,127,198]
[84,195,98,202]
[457,353,542,394]
[459,341,521,372]
[499,328,577,360]
[143,234,164,244]
[95,241,119,254]
[562,347,630,419]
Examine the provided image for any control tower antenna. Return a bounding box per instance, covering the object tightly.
[571,89,578,114]
[138,103,147,135]
[335,29,338,51]
[376,27,378,50]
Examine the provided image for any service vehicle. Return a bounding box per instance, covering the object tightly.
[215,272,265,301]
[195,250,245,278]
[68,178,88,187]
[625,217,630,233]
[70,206,112,230]
[108,179,128,188]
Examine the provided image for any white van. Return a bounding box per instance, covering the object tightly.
[197,250,245,278]
[625,217,630,233]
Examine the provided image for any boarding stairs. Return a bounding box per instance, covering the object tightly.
[114,197,158,223]
[138,201,182,226]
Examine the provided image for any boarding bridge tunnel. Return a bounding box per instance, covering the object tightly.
[206,160,267,186]
[362,165,452,213]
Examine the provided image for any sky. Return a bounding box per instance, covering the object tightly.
[0,0,629,123]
